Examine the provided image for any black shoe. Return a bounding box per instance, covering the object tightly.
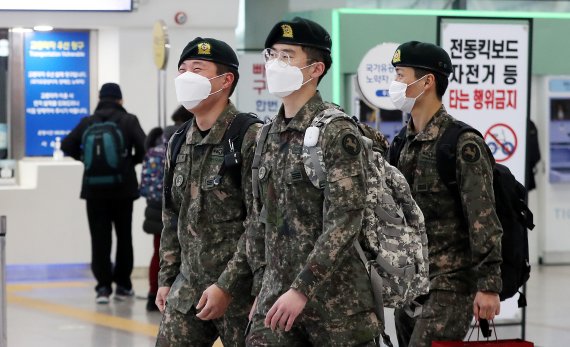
[146,294,159,311]
[96,287,112,304]
[114,286,134,301]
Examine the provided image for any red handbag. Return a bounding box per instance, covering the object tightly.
[432,321,534,347]
[432,340,534,347]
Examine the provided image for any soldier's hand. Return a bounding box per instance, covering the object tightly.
[156,286,171,313]
[473,291,500,321]
[264,288,307,332]
[195,284,232,320]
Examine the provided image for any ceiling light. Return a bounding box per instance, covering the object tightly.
[11,27,33,33]
[0,39,8,57]
[33,25,53,32]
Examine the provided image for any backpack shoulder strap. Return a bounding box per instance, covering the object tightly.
[388,125,407,166]
[310,108,349,128]
[85,115,102,128]
[163,119,193,209]
[217,113,263,185]
[168,119,193,171]
[435,120,483,196]
[222,113,263,156]
[301,108,355,190]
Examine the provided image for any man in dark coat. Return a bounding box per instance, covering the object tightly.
[62,82,146,303]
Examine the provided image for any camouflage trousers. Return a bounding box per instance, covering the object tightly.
[156,304,249,347]
[246,309,379,346]
[394,290,474,347]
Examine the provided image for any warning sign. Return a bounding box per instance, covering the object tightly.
[440,18,530,183]
[484,123,518,162]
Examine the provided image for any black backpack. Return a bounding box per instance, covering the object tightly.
[81,114,126,186]
[164,113,263,208]
[389,121,535,305]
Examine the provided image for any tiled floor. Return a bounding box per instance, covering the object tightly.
[5,265,570,346]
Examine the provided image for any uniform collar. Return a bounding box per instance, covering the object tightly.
[406,105,451,142]
[271,91,327,133]
[187,101,239,145]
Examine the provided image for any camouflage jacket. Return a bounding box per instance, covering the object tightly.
[158,102,261,314]
[251,92,377,319]
[393,106,502,294]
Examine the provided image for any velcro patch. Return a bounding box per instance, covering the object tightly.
[341,133,361,155]
[461,142,481,163]
[176,154,187,163]
[212,146,224,157]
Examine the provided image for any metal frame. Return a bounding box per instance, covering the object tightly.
[0,215,6,347]
[7,30,25,160]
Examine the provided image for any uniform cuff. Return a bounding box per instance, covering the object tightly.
[290,269,317,299]
[477,275,502,294]
[158,278,175,288]
[216,271,238,296]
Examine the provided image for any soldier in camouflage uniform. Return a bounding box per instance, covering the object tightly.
[244,17,380,346]
[387,41,502,347]
[155,37,261,347]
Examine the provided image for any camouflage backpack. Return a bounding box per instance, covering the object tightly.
[300,108,429,343]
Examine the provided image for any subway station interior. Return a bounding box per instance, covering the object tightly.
[1,0,570,346]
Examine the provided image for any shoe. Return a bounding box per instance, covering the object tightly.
[146,294,159,312]
[96,288,111,304]
[114,286,135,301]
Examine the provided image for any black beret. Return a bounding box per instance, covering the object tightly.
[99,83,122,100]
[391,41,453,77]
[265,17,332,53]
[178,37,239,69]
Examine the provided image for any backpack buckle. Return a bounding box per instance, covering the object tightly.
[366,260,377,275]
[224,152,242,168]
[213,175,222,186]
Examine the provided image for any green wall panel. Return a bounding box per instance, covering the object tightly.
[533,18,570,75]
[289,8,570,107]
[338,14,437,74]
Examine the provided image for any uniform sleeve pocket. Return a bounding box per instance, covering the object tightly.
[326,173,365,211]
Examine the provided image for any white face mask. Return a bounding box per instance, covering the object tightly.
[265,61,316,98]
[174,71,225,110]
[388,75,427,114]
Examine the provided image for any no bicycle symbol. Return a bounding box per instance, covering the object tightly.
[484,123,518,162]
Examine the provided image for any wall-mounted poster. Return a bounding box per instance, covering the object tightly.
[439,18,531,184]
[0,0,132,11]
[236,52,281,123]
[24,31,90,156]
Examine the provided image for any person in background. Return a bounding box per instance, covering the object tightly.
[61,82,146,304]
[139,106,193,312]
[171,105,194,126]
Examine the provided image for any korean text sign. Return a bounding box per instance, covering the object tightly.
[236,53,280,123]
[440,20,530,183]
